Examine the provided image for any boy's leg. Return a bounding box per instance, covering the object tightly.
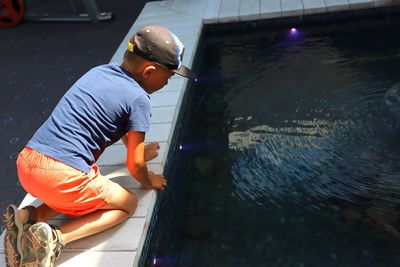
[19,182,136,266]
[57,181,137,244]
[17,203,59,224]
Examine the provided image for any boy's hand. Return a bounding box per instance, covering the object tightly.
[148,171,167,191]
[144,142,160,162]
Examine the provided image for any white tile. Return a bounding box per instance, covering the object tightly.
[349,0,374,9]
[97,141,167,166]
[101,165,132,177]
[179,35,201,52]
[138,1,177,18]
[132,205,151,217]
[218,0,241,23]
[96,144,126,166]
[97,140,167,166]
[325,0,350,12]
[281,0,304,16]
[181,51,196,70]
[163,76,186,92]
[19,193,41,209]
[102,166,142,188]
[157,0,171,8]
[373,0,394,6]
[170,0,191,13]
[134,13,202,32]
[373,0,384,6]
[147,163,164,174]
[0,253,5,266]
[173,25,203,40]
[151,90,181,107]
[131,189,156,207]
[181,41,199,59]
[146,123,172,143]
[60,218,146,251]
[151,106,176,123]
[0,231,4,251]
[260,0,282,19]
[57,251,136,267]
[239,0,260,21]
[204,0,222,23]
[186,0,209,18]
[101,164,164,184]
[302,0,327,14]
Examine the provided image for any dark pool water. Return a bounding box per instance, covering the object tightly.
[142,10,400,267]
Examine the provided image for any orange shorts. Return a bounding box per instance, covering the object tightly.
[17,147,112,216]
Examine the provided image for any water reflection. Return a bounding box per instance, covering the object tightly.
[229,83,400,212]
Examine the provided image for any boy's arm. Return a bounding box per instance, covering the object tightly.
[126,131,166,191]
[122,133,128,147]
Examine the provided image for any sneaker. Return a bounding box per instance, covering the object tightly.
[19,222,59,267]
[2,205,36,267]
[49,225,65,267]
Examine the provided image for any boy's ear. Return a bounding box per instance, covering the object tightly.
[142,65,157,79]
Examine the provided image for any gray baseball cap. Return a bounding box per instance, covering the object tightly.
[128,25,196,79]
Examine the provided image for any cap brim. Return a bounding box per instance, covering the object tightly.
[172,65,197,79]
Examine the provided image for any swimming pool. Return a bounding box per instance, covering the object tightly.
[141,8,400,267]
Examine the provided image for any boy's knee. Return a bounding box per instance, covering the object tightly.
[125,192,137,216]
[123,192,138,216]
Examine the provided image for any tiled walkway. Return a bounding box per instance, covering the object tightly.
[1,0,399,266]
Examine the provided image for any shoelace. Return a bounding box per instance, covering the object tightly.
[3,205,37,230]
[4,235,19,266]
[3,212,14,229]
[50,225,65,264]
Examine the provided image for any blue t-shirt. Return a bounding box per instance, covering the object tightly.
[27,63,151,173]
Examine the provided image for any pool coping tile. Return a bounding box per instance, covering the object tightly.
[281,0,305,17]
[303,0,328,14]
[204,0,222,23]
[349,0,375,8]
[260,0,282,19]
[57,251,137,267]
[239,0,261,21]
[218,0,241,23]
[325,0,350,12]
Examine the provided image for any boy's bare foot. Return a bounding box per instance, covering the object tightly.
[144,142,160,162]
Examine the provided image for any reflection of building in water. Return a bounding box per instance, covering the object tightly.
[227,119,352,205]
[227,115,400,211]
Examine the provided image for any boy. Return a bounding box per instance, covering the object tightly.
[2,24,195,267]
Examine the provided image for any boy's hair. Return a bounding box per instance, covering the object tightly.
[123,50,147,69]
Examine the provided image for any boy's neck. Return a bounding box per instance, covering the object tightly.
[120,63,143,86]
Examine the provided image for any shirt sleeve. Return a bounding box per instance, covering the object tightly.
[128,94,151,132]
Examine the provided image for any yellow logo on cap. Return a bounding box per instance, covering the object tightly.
[128,42,134,52]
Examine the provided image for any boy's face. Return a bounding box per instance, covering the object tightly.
[143,64,175,94]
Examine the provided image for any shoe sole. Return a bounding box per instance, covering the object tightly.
[3,204,24,265]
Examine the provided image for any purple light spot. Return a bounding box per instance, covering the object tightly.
[153,258,158,265]
[287,27,302,40]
